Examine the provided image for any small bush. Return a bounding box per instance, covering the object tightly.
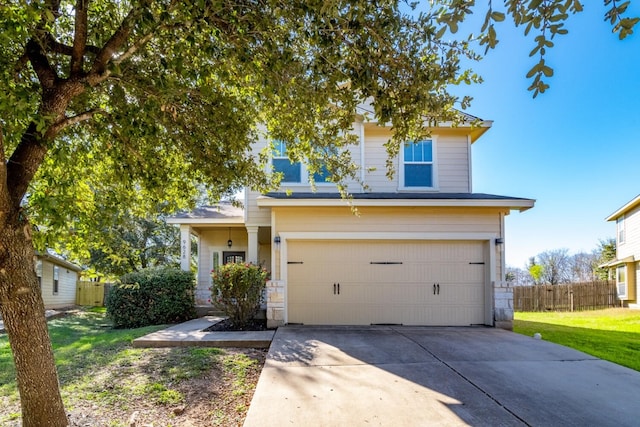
[106,267,196,328]
[210,263,268,328]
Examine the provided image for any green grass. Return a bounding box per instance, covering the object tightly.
[514,308,640,372]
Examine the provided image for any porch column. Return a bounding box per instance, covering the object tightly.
[246,226,259,264]
[179,225,192,272]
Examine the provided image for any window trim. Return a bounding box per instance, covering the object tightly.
[35,259,43,288]
[616,264,627,298]
[617,216,626,245]
[399,137,438,191]
[53,265,59,295]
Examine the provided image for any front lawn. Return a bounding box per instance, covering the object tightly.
[0,308,265,426]
[514,308,640,372]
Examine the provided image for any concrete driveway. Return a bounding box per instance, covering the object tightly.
[244,326,640,426]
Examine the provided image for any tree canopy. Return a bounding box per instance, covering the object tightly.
[0,1,637,425]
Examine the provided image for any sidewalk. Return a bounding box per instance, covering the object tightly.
[133,316,274,348]
[0,309,67,334]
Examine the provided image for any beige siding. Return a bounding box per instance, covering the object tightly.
[618,205,640,260]
[245,189,271,226]
[363,128,397,192]
[274,206,502,234]
[40,260,77,309]
[360,126,471,193]
[437,135,470,193]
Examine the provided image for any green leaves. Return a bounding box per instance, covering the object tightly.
[210,263,268,328]
[1,0,638,264]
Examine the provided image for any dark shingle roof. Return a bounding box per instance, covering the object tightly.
[264,192,530,201]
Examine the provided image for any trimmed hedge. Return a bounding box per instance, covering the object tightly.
[106,267,196,328]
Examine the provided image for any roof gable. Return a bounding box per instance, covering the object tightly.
[606,194,640,221]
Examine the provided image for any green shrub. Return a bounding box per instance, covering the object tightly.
[210,263,268,328]
[106,267,196,328]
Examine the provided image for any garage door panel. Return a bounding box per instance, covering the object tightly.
[287,240,486,326]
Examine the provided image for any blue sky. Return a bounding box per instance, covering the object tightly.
[454,4,640,268]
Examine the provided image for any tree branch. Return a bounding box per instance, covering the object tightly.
[26,39,58,90]
[47,108,106,137]
[71,0,89,74]
[113,31,155,66]
[89,5,146,81]
[13,52,30,78]
[6,124,48,210]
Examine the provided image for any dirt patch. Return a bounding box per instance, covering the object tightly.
[2,347,267,427]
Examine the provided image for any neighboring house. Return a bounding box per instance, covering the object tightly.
[168,108,535,329]
[35,252,82,309]
[604,195,640,308]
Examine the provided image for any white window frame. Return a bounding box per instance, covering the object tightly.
[35,259,43,288]
[617,216,626,245]
[53,265,59,295]
[399,137,438,191]
[616,264,627,298]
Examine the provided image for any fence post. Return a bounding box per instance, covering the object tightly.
[570,290,574,312]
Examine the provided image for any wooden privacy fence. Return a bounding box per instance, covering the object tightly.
[76,281,111,306]
[513,281,618,312]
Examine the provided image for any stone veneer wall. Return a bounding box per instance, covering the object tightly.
[494,280,514,330]
[266,280,285,328]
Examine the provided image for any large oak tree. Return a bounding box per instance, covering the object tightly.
[0,1,636,425]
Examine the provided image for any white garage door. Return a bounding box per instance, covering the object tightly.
[287,240,486,326]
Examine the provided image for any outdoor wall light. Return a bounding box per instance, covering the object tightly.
[227,227,233,248]
[274,235,281,249]
[495,238,504,245]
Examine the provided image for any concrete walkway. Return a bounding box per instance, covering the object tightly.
[133,316,274,348]
[244,326,640,427]
[0,309,66,334]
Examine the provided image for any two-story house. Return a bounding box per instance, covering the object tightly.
[604,195,640,308]
[168,110,535,329]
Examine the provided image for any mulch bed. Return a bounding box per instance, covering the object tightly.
[204,318,269,332]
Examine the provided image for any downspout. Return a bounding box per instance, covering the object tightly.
[360,121,366,190]
[467,135,473,192]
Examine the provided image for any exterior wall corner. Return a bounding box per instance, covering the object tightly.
[266,279,285,327]
[494,280,513,330]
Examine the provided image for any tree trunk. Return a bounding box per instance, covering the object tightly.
[0,217,68,426]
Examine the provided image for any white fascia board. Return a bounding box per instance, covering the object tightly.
[166,217,245,225]
[363,119,493,131]
[605,194,640,221]
[256,196,535,211]
[38,253,83,272]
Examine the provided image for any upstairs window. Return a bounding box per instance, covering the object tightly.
[272,140,302,183]
[312,163,331,183]
[402,140,434,188]
[617,216,626,244]
[272,141,333,185]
